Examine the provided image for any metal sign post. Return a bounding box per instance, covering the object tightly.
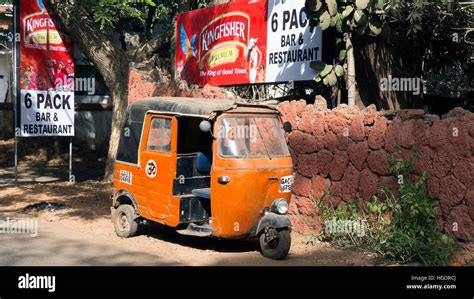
[12,0,18,185]
[69,137,73,182]
[13,0,75,184]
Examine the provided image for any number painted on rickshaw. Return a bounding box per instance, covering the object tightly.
[279,175,294,193]
[119,170,132,185]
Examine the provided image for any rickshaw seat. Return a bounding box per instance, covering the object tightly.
[192,188,211,199]
[195,152,212,173]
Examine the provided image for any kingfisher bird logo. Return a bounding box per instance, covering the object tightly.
[37,0,46,12]
[177,23,197,81]
[180,24,197,59]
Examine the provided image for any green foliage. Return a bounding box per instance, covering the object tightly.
[310,61,341,87]
[78,0,156,31]
[194,0,213,9]
[316,152,459,265]
[306,0,473,97]
[317,195,370,248]
[305,0,387,88]
[305,0,386,37]
[75,0,208,33]
[425,63,470,98]
[384,0,473,96]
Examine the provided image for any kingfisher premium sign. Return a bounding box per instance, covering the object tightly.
[19,0,74,137]
[175,0,322,87]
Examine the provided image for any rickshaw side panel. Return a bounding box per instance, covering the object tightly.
[113,113,181,227]
[113,163,154,221]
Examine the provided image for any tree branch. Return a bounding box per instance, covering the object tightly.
[44,0,128,89]
[126,33,171,63]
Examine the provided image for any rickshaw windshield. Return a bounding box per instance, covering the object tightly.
[218,116,290,158]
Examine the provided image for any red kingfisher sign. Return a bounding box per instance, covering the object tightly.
[19,0,75,137]
[176,0,323,87]
[176,1,266,86]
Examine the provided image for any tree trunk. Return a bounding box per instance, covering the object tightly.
[354,25,418,110]
[104,81,128,181]
[346,35,356,107]
[44,1,230,182]
[45,0,130,181]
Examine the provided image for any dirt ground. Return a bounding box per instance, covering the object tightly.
[0,139,106,182]
[0,138,398,266]
[0,180,398,266]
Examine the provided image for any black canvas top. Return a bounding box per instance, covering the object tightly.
[117,97,277,164]
[128,97,276,120]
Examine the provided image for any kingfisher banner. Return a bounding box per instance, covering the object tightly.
[19,0,74,137]
[175,0,322,87]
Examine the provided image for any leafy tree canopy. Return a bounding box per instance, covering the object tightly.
[306,0,473,98]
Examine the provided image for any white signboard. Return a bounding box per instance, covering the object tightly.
[19,0,75,137]
[266,0,323,83]
[20,90,74,137]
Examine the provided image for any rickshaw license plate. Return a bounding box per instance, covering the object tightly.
[279,175,294,193]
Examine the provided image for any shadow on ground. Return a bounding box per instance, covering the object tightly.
[0,181,112,221]
[0,139,106,184]
[0,219,181,266]
[139,223,260,254]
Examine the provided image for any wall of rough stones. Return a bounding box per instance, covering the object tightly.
[127,69,227,104]
[277,100,474,242]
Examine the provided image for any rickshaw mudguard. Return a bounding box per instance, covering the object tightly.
[256,212,291,236]
[113,189,139,214]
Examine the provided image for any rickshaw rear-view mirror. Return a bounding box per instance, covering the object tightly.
[199,120,212,133]
[283,122,292,133]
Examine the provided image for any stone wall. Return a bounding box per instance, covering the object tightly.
[278,100,474,242]
[127,68,227,105]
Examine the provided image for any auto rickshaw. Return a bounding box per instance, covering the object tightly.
[111,97,294,259]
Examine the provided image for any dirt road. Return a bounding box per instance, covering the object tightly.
[0,215,181,266]
[0,181,392,266]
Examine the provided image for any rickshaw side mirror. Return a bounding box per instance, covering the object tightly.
[199,120,212,133]
[283,122,292,133]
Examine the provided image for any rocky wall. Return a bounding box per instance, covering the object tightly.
[127,69,227,104]
[278,100,474,242]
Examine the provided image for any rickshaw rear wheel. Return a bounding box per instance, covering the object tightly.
[113,204,138,238]
[259,228,291,260]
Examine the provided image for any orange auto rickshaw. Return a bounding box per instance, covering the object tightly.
[111,97,294,259]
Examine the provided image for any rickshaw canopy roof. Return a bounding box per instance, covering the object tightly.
[118,97,278,165]
[128,97,277,121]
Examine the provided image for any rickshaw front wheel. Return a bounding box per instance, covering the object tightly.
[113,204,138,238]
[259,228,291,260]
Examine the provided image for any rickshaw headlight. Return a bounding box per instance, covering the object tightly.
[271,199,289,215]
